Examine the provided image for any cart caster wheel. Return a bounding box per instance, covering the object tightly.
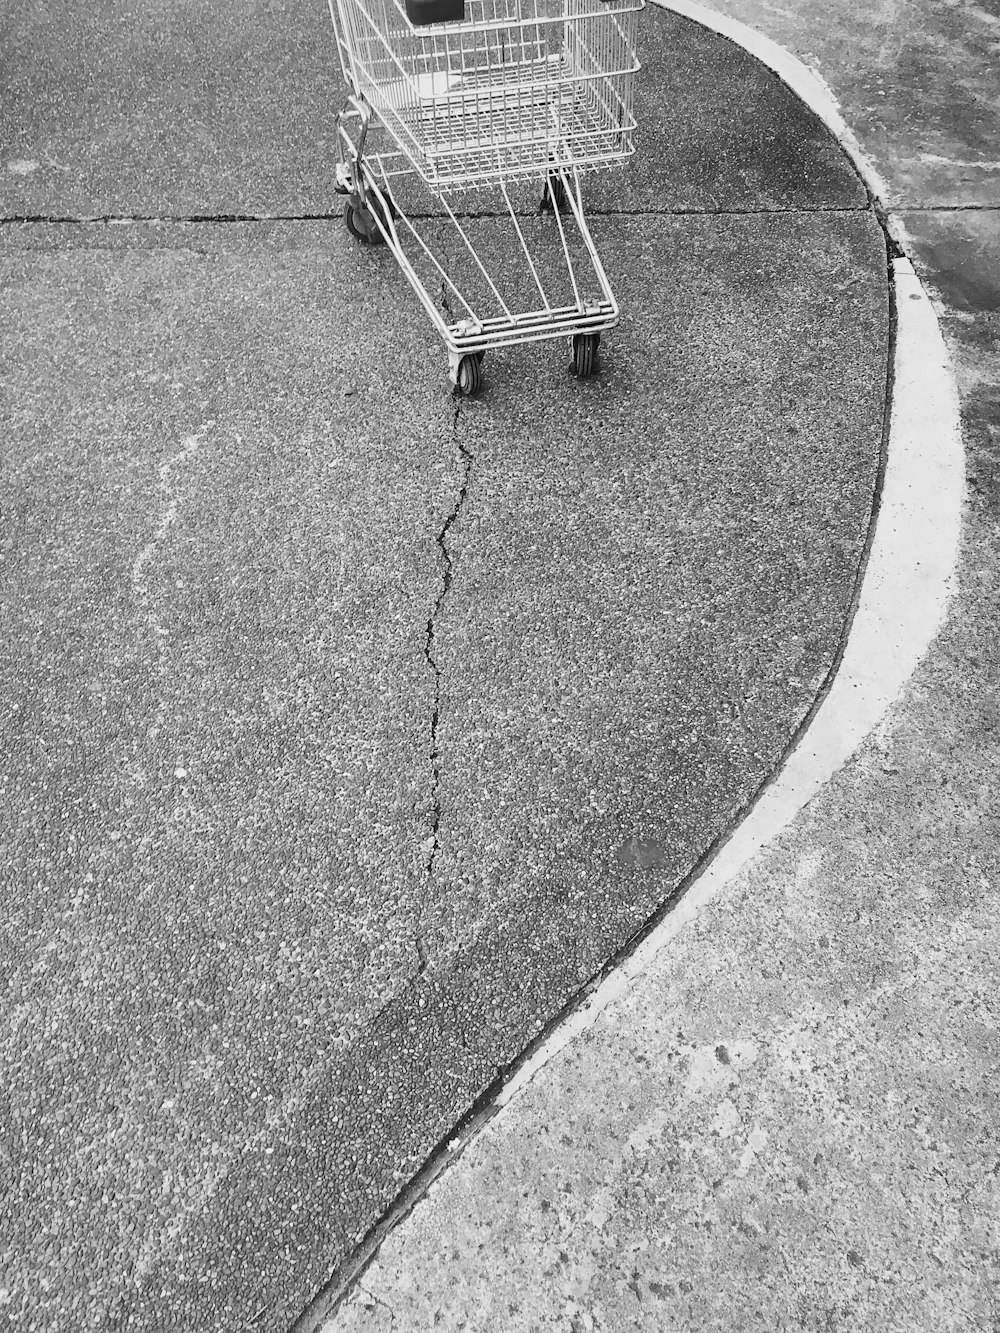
[344,193,395,245]
[540,173,569,214]
[572,332,600,377]
[456,353,483,396]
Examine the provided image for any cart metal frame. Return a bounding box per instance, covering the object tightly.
[327,0,643,390]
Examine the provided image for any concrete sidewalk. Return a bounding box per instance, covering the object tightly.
[321,2,1000,1330]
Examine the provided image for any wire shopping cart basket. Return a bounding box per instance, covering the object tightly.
[328,0,644,392]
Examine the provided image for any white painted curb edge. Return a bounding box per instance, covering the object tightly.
[499,253,964,1106]
[496,6,966,1109]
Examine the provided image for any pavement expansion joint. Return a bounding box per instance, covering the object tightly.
[1,202,900,231]
[0,212,344,227]
[588,203,872,217]
[902,203,1000,213]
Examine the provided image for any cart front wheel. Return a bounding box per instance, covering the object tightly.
[572,332,600,378]
[344,195,393,245]
[456,353,483,397]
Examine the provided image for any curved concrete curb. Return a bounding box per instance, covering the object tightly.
[304,12,965,1329]
[498,249,964,1110]
[496,0,965,1112]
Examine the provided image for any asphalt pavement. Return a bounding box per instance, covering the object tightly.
[1,4,894,1330]
[320,1,1000,1330]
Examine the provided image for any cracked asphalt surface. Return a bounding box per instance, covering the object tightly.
[326,0,1000,1323]
[2,4,888,1330]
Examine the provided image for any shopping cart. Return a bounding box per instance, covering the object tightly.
[328,0,644,392]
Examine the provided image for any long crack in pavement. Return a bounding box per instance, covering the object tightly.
[420,399,475,968]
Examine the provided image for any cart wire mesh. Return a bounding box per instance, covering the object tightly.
[330,0,643,188]
[359,149,618,353]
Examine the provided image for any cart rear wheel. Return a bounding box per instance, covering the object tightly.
[541,173,569,214]
[456,354,483,396]
[572,332,600,377]
[344,193,395,245]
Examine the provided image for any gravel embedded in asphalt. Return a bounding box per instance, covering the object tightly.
[1,6,889,1327]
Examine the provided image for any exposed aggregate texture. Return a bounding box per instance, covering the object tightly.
[0,5,890,1328]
